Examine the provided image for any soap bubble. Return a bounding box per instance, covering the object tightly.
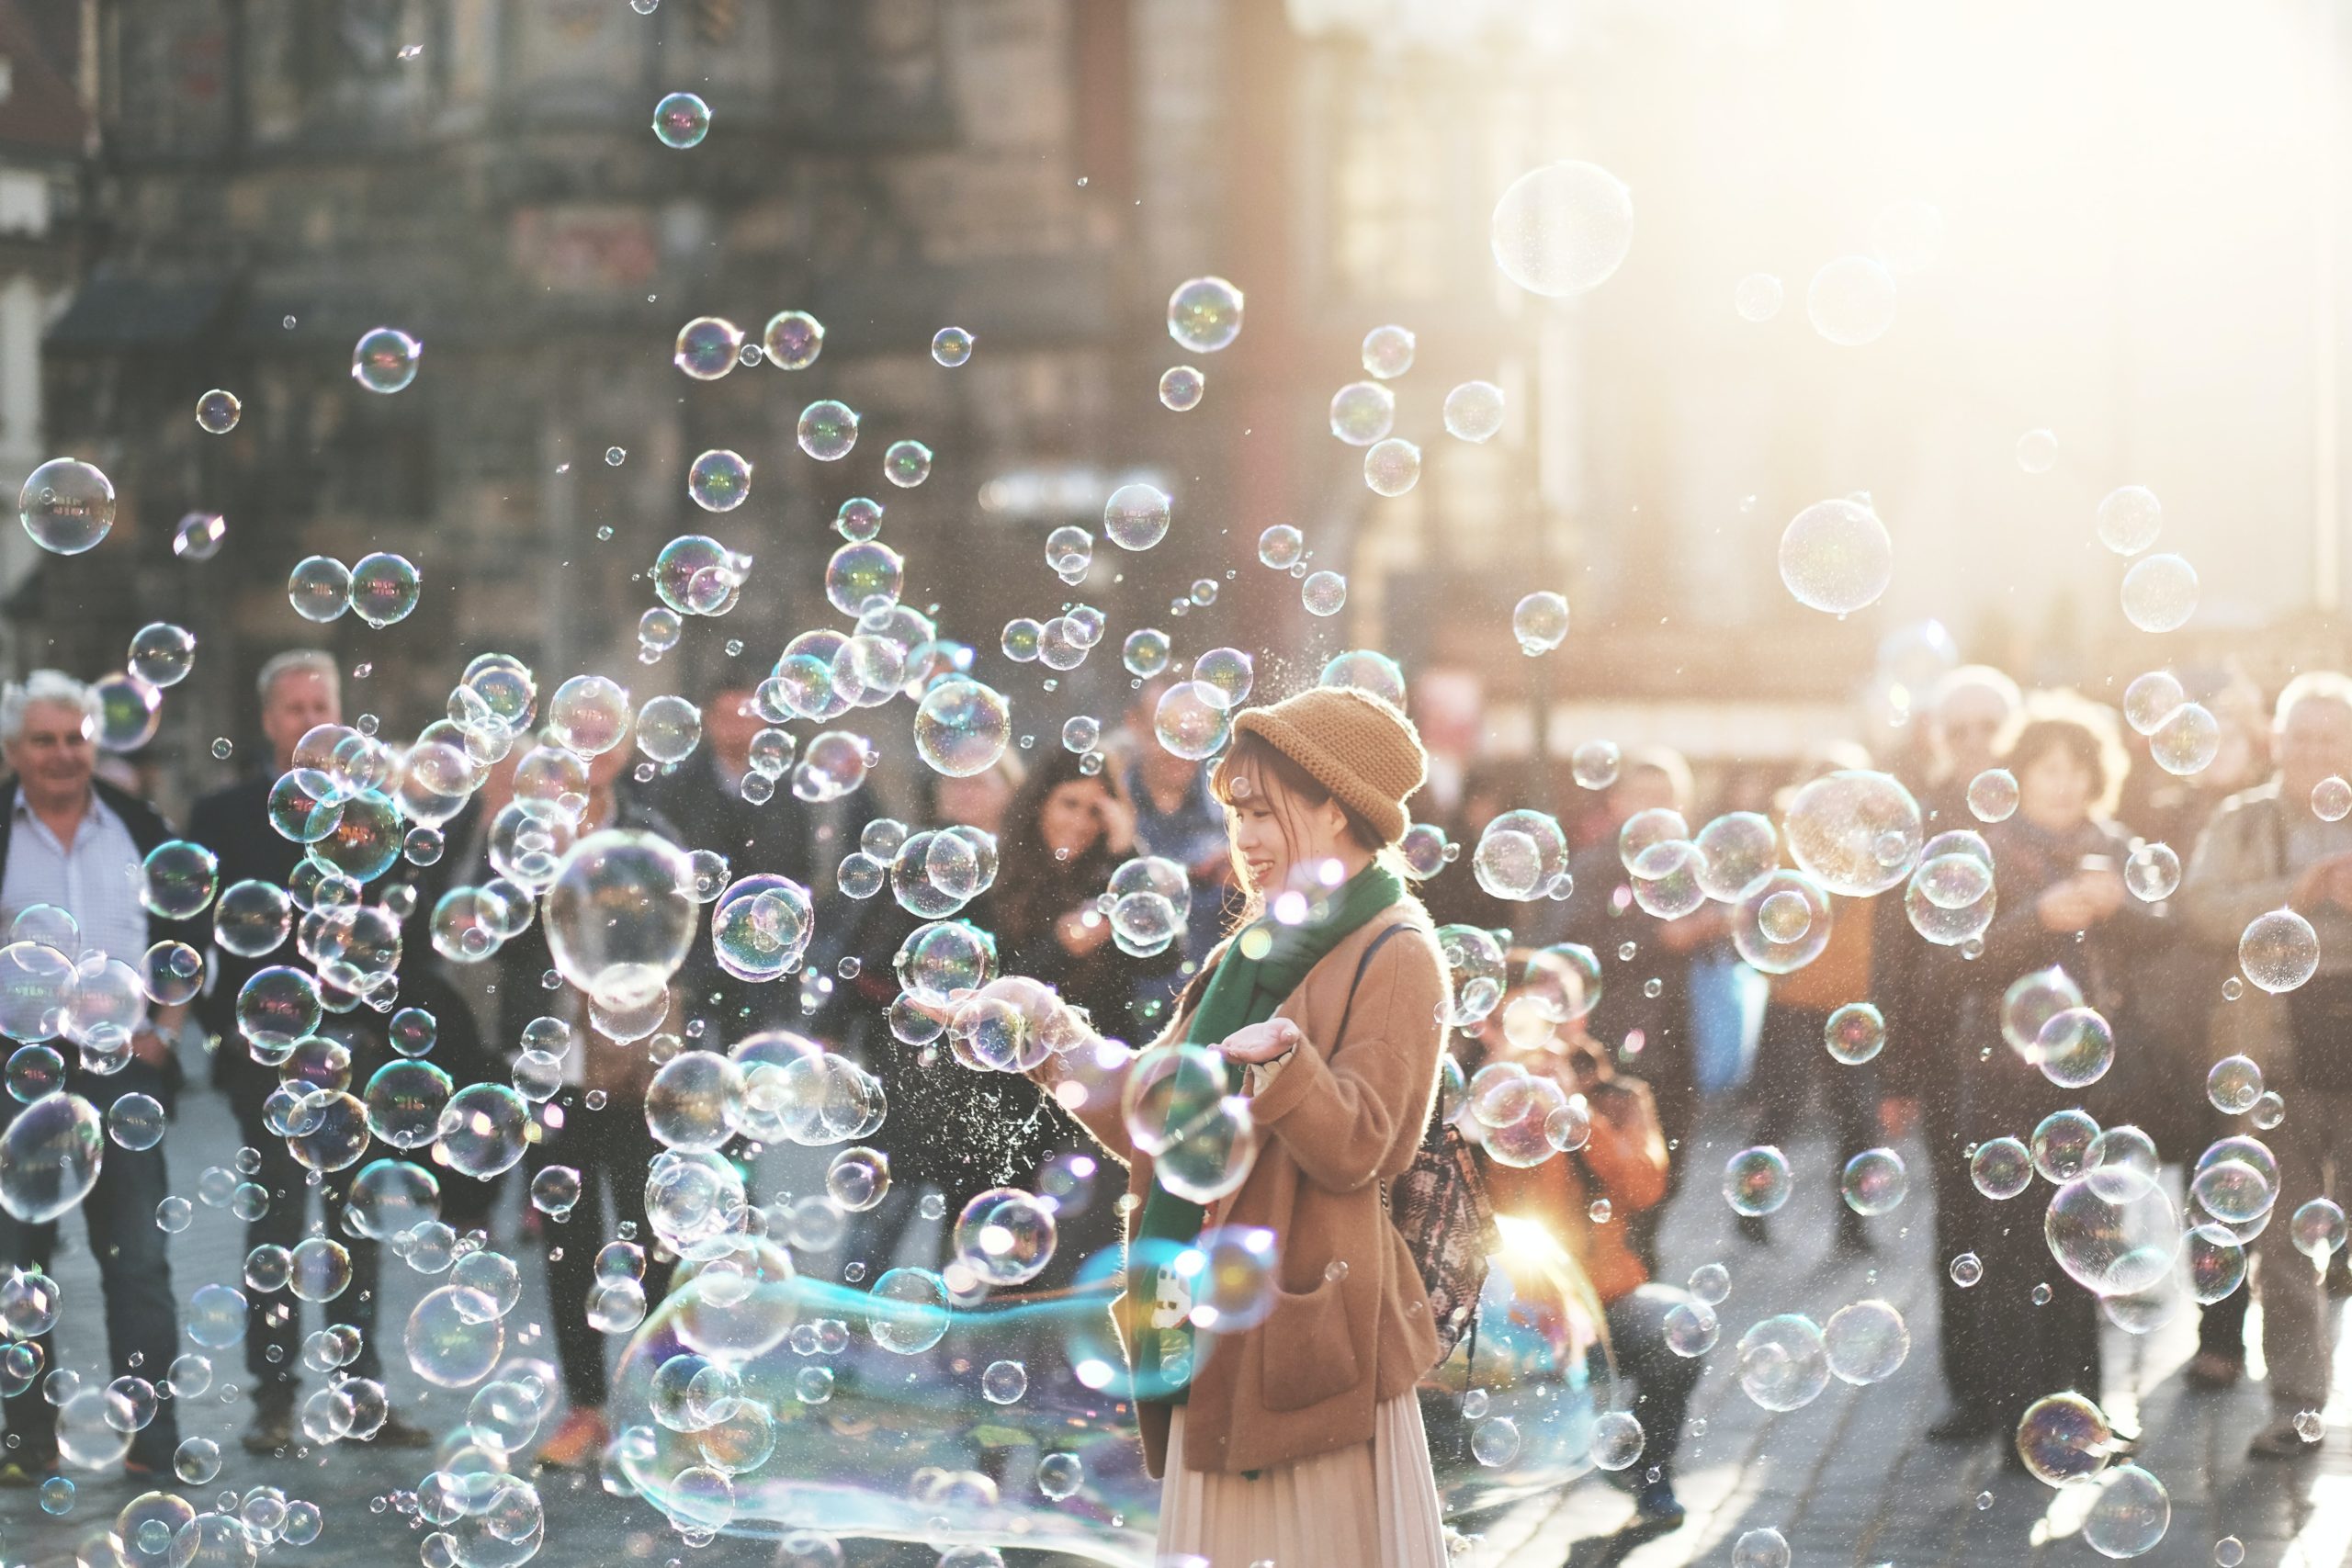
[2150,703,2220,776]
[1360,323,1415,378]
[1693,812,1776,900]
[2315,776,2352,821]
[172,510,225,559]
[2082,1465,2171,1559]
[1839,1148,1906,1215]
[1444,381,1505,442]
[1733,273,1782,321]
[1102,482,1171,551]
[1329,381,1396,446]
[1302,570,1349,615]
[932,327,974,367]
[914,678,1011,778]
[2125,841,2181,901]
[1970,1136,2034,1200]
[1167,276,1244,353]
[141,840,218,919]
[1967,769,2019,822]
[673,315,741,379]
[18,458,113,555]
[1512,592,1568,656]
[194,388,240,434]
[1723,1145,1792,1217]
[2124,671,2186,734]
[1824,1002,1885,1066]
[866,1267,952,1354]
[287,556,352,623]
[2207,1055,2263,1114]
[1734,871,1832,974]
[763,310,824,368]
[405,1286,504,1387]
[952,1190,1058,1286]
[2016,1390,2116,1484]
[2045,1172,2180,1296]
[1779,500,1893,615]
[2032,1107,2101,1182]
[127,623,197,688]
[1363,440,1420,497]
[653,90,711,148]
[1489,162,1634,297]
[351,326,421,393]
[2096,486,2164,556]
[1806,256,1897,345]
[1319,649,1408,706]
[2241,908,2319,993]
[883,439,933,489]
[2121,554,2199,632]
[2017,428,2059,473]
[1785,770,1919,896]
[1152,682,1231,761]
[0,1093,103,1223]
[542,829,696,1011]
[1823,1299,1908,1383]
[1736,1314,1829,1411]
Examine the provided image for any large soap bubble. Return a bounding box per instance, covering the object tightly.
[1489,162,1633,297]
[542,829,697,1012]
[1779,500,1893,615]
[1783,770,1920,897]
[914,679,1012,779]
[0,1092,102,1223]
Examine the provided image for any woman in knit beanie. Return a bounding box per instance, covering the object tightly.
[1037,683,1454,1566]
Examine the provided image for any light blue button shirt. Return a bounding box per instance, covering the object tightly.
[0,787,150,963]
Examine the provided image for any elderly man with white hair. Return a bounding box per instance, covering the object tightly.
[0,670,187,1483]
[2180,670,2352,1459]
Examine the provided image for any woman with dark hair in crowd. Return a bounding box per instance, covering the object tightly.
[1929,694,2154,1446]
[983,749,1156,1035]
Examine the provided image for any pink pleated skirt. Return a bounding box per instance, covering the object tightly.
[1157,1393,1447,1568]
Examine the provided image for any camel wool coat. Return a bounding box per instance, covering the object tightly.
[1039,899,1449,1478]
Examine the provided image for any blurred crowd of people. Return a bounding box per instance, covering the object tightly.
[1,641,2346,1522]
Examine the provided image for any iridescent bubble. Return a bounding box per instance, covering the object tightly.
[1329,381,1396,446]
[1152,682,1231,761]
[1839,1148,1906,1215]
[2208,1055,2262,1114]
[913,678,1011,778]
[1723,1145,1792,1217]
[1258,525,1305,569]
[127,623,197,688]
[349,552,421,628]
[687,448,752,512]
[1823,1299,1908,1383]
[2095,485,2164,557]
[2016,1390,2116,1485]
[1806,256,1898,345]
[866,1267,952,1354]
[883,440,933,489]
[1302,570,1349,616]
[1736,1314,1829,1412]
[2038,1006,2116,1089]
[763,310,824,369]
[2082,1465,2171,1559]
[797,400,860,462]
[1512,592,1568,656]
[548,674,631,757]
[932,327,974,367]
[1971,1136,2034,1199]
[2121,554,2199,632]
[1967,768,2018,822]
[652,91,711,148]
[351,326,422,393]
[172,511,225,559]
[405,1285,504,1387]
[1363,439,1420,497]
[194,388,241,434]
[18,457,113,556]
[1779,499,1893,615]
[2291,1197,2347,1260]
[2241,908,2320,993]
[1733,273,1783,321]
[2150,703,2219,776]
[288,556,353,623]
[2125,841,2181,901]
[1360,324,1415,378]
[1167,276,1244,353]
[1735,871,1832,974]
[673,316,742,379]
[1121,629,1170,678]
[1824,1002,1885,1066]
[1102,482,1171,551]
[1158,366,1204,411]
[1444,381,1505,443]
[2016,428,2059,473]
[542,829,696,1011]
[952,1189,1058,1286]
[1489,161,1634,297]
[0,1094,101,1223]
[1784,770,1919,897]
[1319,649,1407,706]
[824,540,902,617]
[1572,739,1623,792]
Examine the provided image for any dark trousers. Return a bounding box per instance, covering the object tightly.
[0,1090,180,1467]
[1604,1285,1702,1475]
[1923,1091,1981,1402]
[234,1110,384,1407]
[1748,1002,1882,1179]
[527,1092,673,1409]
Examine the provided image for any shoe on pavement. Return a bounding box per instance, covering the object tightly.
[242,1404,296,1456]
[1736,1213,1769,1247]
[534,1408,611,1472]
[2184,1351,2243,1392]
[372,1409,434,1449]
[2248,1415,2321,1460]
[1632,1474,1686,1532]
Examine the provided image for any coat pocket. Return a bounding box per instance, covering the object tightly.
[1259,1274,1362,1413]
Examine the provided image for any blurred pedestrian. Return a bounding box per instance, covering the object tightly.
[1464,956,1698,1548]
[2178,671,2352,1457]
[1930,694,2144,1443]
[187,651,436,1453]
[0,672,187,1481]
[1743,746,1888,1257]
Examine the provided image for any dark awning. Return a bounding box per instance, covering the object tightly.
[45,276,233,351]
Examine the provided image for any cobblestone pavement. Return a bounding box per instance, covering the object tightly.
[2,1079,2348,1568]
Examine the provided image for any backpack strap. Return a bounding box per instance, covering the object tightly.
[1329,919,1412,1049]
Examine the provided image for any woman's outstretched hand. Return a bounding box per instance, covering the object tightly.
[1218,1018,1302,1064]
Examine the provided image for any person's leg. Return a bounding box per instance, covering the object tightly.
[238,1117,308,1417]
[535,1100,614,1412]
[1602,1285,1701,1474]
[0,1209,59,1466]
[85,1138,179,1469]
[611,1104,677,1310]
[1738,1004,1809,1244]
[2253,1108,2329,1443]
[320,1169,382,1383]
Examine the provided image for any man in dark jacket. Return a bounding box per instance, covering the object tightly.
[0,672,189,1482]
[186,650,432,1453]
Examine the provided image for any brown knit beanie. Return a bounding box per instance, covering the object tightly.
[1215,685,1429,845]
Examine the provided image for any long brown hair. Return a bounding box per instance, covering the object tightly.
[987,747,1121,952]
[1211,730,1392,919]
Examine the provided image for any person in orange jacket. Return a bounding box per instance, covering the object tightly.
[1460,954,1705,1548]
